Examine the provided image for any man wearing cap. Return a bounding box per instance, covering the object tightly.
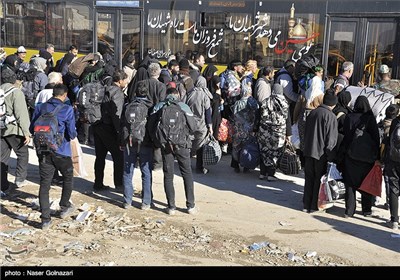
[374,64,400,99]
[15,46,27,69]
[302,93,338,213]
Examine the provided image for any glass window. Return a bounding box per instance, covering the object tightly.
[327,21,356,78]
[4,3,46,47]
[146,5,322,67]
[47,3,92,53]
[364,21,396,85]
[254,10,322,68]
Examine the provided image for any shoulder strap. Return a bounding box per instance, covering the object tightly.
[3,87,17,97]
[51,104,66,116]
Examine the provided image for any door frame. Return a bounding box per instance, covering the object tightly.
[324,15,400,83]
[94,7,143,69]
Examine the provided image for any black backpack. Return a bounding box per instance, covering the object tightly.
[32,104,65,155]
[125,100,148,146]
[77,81,106,124]
[154,100,187,149]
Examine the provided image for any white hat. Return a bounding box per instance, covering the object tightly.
[17,46,26,53]
[379,64,390,74]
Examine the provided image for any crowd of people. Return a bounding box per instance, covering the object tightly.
[1,45,399,231]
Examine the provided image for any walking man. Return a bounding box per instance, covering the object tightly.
[30,84,77,229]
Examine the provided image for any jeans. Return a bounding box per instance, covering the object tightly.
[38,153,74,222]
[1,135,29,189]
[93,123,123,187]
[123,144,153,205]
[162,145,194,209]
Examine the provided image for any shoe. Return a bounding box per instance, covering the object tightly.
[344,214,353,219]
[388,221,399,230]
[363,211,372,217]
[243,168,250,173]
[259,174,267,180]
[166,208,176,215]
[41,220,52,230]
[234,168,240,173]
[187,207,198,215]
[123,202,131,209]
[141,204,151,211]
[384,203,390,210]
[93,184,110,191]
[15,180,28,188]
[302,209,309,213]
[60,206,76,219]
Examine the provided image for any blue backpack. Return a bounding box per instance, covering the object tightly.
[33,104,65,155]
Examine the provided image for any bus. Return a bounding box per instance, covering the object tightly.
[1,0,399,84]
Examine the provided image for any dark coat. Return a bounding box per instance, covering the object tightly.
[304,104,338,161]
[342,109,380,188]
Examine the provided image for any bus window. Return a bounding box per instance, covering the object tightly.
[47,3,92,54]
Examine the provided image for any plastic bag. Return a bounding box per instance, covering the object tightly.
[70,138,87,178]
[318,174,334,210]
[359,162,383,197]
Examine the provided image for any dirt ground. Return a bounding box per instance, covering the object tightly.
[1,145,399,268]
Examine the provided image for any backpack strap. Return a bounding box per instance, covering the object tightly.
[3,87,17,98]
[52,103,66,116]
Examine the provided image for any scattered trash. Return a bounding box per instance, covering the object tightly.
[64,241,84,252]
[249,241,269,251]
[288,252,305,262]
[306,251,317,258]
[279,221,292,226]
[78,203,91,211]
[76,211,92,222]
[15,214,28,221]
[10,228,34,237]
[391,234,400,238]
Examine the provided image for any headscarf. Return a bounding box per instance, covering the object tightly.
[31,57,47,72]
[195,75,207,88]
[333,90,352,115]
[210,75,221,94]
[353,95,371,114]
[3,55,18,72]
